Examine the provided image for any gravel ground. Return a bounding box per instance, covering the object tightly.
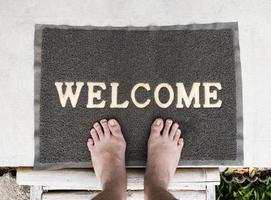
[0,172,30,200]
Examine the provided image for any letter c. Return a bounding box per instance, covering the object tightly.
[131,83,151,108]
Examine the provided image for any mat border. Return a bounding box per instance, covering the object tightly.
[34,22,243,169]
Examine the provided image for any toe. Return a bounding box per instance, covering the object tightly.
[94,122,104,139]
[178,138,184,151]
[108,119,122,136]
[150,118,164,136]
[100,119,110,137]
[90,128,99,142]
[162,119,173,138]
[178,138,184,146]
[173,129,181,143]
[169,122,179,140]
[87,138,94,150]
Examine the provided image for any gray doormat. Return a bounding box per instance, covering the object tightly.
[34,22,243,169]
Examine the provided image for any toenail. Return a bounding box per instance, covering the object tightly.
[109,119,116,126]
[167,119,173,124]
[178,138,184,144]
[94,122,99,127]
[100,119,107,123]
[88,139,93,143]
[155,118,162,125]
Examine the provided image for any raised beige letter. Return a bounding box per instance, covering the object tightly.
[131,83,151,108]
[110,82,129,108]
[87,82,106,108]
[203,82,222,108]
[154,83,174,108]
[55,82,84,108]
[176,82,201,108]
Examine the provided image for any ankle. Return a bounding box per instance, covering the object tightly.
[144,183,167,199]
[144,174,168,192]
[102,186,127,200]
[102,176,127,191]
[145,168,170,188]
[102,180,127,199]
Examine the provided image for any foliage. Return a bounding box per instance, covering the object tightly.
[216,178,271,200]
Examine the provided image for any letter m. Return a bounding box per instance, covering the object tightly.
[176,83,201,108]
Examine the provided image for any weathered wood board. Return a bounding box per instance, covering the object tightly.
[17,168,220,200]
[41,191,207,200]
[16,168,220,190]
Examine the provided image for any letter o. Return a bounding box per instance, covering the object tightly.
[154,83,174,108]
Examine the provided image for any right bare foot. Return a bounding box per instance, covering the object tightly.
[87,119,127,199]
[145,118,184,191]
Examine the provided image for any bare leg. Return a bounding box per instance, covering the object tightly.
[144,118,184,200]
[87,119,127,200]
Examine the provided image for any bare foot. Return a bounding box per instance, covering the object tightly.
[145,118,184,191]
[87,119,127,199]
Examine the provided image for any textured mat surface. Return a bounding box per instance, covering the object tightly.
[34,23,243,169]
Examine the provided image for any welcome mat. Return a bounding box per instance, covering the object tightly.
[34,22,243,169]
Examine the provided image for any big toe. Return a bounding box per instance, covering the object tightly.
[108,119,122,136]
[150,118,164,136]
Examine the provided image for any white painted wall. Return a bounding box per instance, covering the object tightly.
[0,0,271,167]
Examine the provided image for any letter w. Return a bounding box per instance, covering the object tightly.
[55,82,84,108]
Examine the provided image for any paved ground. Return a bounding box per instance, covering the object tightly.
[0,172,29,200]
